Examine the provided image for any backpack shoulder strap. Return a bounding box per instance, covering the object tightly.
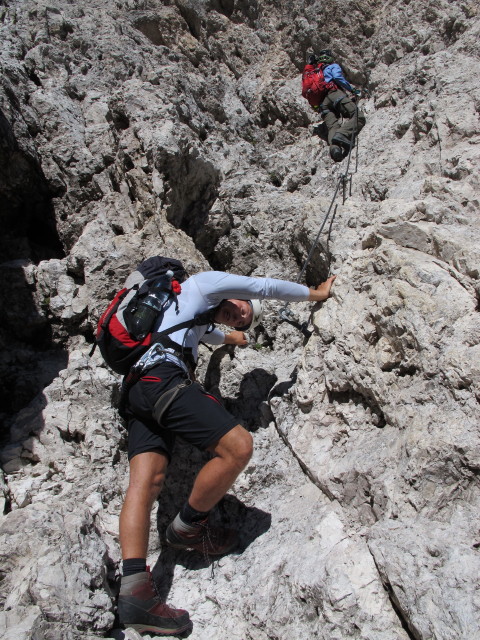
[152,309,216,341]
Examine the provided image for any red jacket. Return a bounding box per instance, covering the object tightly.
[301,64,337,108]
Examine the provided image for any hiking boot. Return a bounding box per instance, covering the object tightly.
[329,145,344,162]
[166,514,238,556]
[331,132,354,152]
[118,570,191,636]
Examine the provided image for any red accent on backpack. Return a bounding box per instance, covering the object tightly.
[108,314,152,348]
[301,64,337,108]
[96,288,128,340]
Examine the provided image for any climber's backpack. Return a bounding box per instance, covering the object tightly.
[301,64,337,108]
[95,256,188,375]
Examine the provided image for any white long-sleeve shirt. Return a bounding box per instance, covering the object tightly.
[156,271,310,362]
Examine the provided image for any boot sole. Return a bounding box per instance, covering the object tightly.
[165,523,238,556]
[128,621,192,635]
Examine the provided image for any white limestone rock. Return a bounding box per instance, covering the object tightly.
[1,0,479,638]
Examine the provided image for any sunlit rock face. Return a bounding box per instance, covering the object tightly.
[1,1,479,638]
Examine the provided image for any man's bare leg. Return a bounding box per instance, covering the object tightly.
[166,425,253,554]
[117,450,191,633]
[119,450,169,560]
[188,424,253,511]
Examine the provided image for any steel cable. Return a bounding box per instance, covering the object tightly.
[278,98,362,326]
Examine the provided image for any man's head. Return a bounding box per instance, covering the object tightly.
[214,299,262,331]
[317,49,334,64]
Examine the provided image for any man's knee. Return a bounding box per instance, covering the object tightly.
[233,427,253,467]
[127,470,166,502]
[338,98,356,118]
[149,470,166,494]
[340,98,364,122]
[214,425,253,469]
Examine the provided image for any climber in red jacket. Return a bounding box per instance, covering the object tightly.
[302,49,366,162]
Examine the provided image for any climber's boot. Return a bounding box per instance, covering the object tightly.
[331,132,354,153]
[166,514,238,556]
[330,145,345,162]
[118,570,191,636]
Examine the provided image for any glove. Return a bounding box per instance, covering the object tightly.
[351,88,362,97]
[307,54,317,65]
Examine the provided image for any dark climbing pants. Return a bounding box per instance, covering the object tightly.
[320,90,366,146]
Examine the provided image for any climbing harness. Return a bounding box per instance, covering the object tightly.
[117,341,193,418]
[278,98,363,329]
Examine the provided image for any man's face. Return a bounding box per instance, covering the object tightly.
[214,299,253,328]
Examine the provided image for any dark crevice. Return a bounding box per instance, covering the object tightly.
[0,108,65,263]
[290,202,338,286]
[2,492,12,515]
[109,170,121,193]
[269,172,282,187]
[397,364,417,377]
[68,271,85,287]
[111,223,125,236]
[384,580,419,640]
[0,348,68,440]
[177,3,201,39]
[381,362,397,372]
[26,68,42,86]
[127,185,136,203]
[210,0,234,19]
[370,553,420,640]
[106,106,130,131]
[123,154,134,171]
[463,461,480,477]
[133,17,165,47]
[59,430,85,444]
[82,327,96,347]
[0,104,67,442]
[163,155,221,260]
[177,182,219,246]
[58,21,74,40]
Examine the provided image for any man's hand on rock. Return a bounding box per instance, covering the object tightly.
[224,330,248,346]
[308,275,336,302]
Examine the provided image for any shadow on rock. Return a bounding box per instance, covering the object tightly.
[156,441,210,531]
[312,121,328,142]
[218,494,272,553]
[225,368,277,429]
[204,347,278,430]
[268,369,298,400]
[0,105,67,448]
[152,494,271,601]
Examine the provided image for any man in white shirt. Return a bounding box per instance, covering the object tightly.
[117,270,336,635]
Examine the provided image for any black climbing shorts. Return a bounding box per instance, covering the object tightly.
[125,362,240,461]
